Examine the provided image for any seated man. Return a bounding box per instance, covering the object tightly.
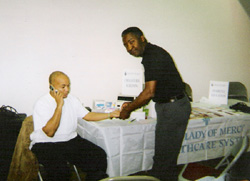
[29,71,120,181]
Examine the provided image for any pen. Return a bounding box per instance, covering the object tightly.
[129,118,136,123]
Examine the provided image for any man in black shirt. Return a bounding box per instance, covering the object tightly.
[120,27,191,180]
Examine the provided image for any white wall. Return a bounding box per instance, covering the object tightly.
[0,0,250,116]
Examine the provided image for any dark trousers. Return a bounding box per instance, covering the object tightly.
[151,96,191,181]
[32,135,108,181]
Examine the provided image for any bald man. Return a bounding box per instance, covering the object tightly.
[30,71,120,181]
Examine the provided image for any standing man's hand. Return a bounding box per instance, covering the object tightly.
[119,108,131,119]
[119,102,131,119]
[120,102,130,111]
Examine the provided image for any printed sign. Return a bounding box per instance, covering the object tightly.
[209,81,229,105]
[122,69,143,96]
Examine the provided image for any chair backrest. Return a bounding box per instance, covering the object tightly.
[216,136,249,175]
[99,175,160,181]
[184,82,193,102]
[7,115,39,181]
[228,82,248,102]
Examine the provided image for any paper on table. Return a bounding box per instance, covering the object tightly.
[208,81,229,105]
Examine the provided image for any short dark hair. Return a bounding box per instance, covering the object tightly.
[121,27,144,38]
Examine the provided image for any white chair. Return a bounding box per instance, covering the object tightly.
[178,136,249,181]
[228,82,248,102]
[99,175,160,181]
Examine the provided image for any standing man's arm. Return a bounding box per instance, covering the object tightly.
[42,91,64,137]
[119,80,156,119]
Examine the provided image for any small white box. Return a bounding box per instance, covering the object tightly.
[130,111,145,121]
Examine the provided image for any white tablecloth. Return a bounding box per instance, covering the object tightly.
[77,100,250,177]
[178,102,250,164]
[77,118,156,177]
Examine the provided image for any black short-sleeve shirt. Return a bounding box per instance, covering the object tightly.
[141,43,184,102]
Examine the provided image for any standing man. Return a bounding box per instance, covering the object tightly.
[120,27,191,180]
[30,71,120,181]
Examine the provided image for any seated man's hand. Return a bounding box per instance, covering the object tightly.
[110,110,120,118]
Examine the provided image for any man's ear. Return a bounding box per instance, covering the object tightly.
[140,35,146,42]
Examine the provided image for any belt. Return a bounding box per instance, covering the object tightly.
[157,93,185,104]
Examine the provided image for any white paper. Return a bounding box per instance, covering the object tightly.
[209,81,229,105]
[122,69,143,96]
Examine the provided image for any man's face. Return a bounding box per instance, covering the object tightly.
[52,75,70,98]
[122,33,145,57]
